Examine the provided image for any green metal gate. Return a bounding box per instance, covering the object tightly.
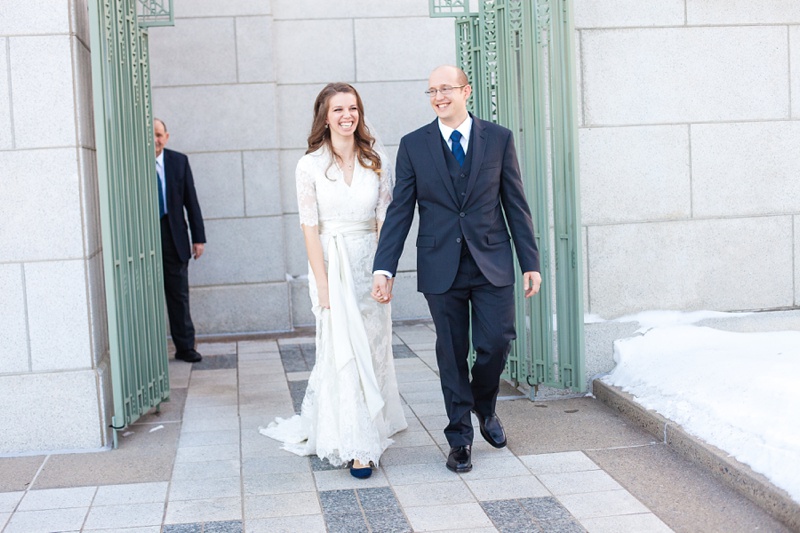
[88,0,174,446]
[431,0,585,394]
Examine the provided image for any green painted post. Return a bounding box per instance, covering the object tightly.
[88,0,173,447]
[549,0,585,391]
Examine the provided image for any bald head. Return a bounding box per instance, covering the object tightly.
[154,118,169,157]
[428,65,472,127]
[430,65,468,86]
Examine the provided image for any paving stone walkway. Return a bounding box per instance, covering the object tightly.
[1,322,771,532]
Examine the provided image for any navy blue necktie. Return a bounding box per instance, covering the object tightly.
[156,162,166,218]
[450,130,465,166]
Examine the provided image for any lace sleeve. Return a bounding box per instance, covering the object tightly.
[296,158,319,227]
[375,152,395,222]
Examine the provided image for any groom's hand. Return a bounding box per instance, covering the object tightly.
[371,274,394,304]
[523,271,542,298]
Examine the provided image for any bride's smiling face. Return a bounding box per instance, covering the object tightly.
[326,92,359,139]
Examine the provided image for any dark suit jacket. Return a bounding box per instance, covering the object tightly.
[374,115,539,295]
[163,148,206,263]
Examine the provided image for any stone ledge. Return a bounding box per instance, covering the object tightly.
[593,379,799,531]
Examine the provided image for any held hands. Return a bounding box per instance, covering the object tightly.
[371,275,394,304]
[523,271,542,298]
[192,243,205,259]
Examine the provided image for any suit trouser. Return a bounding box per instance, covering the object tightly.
[160,216,196,353]
[424,250,516,447]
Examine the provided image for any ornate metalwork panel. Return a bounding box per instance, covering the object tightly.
[430,0,477,16]
[137,0,173,27]
[432,0,585,393]
[88,0,173,446]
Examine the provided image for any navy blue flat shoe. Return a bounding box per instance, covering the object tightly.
[348,460,374,479]
[349,465,372,479]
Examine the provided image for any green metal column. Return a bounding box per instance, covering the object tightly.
[88,0,174,446]
[431,0,585,393]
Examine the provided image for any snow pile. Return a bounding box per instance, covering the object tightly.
[603,320,800,504]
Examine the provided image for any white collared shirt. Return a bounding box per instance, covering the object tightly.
[156,151,168,215]
[438,115,472,155]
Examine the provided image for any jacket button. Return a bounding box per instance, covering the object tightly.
[459,212,465,217]
[456,237,462,243]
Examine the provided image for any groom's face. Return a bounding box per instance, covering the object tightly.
[428,67,471,127]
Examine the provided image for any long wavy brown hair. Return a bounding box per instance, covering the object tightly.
[306,83,382,179]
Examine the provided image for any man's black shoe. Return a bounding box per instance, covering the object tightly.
[446,445,472,473]
[473,412,507,448]
[175,349,202,363]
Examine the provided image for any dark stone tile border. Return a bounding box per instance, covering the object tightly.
[192,354,238,371]
[392,344,418,359]
[319,487,412,533]
[481,497,585,532]
[163,521,242,532]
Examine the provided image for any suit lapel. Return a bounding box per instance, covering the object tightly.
[462,115,486,206]
[424,119,460,206]
[163,149,176,201]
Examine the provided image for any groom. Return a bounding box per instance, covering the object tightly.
[372,65,541,473]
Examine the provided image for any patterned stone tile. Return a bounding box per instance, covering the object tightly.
[324,512,369,533]
[392,344,418,359]
[480,497,586,533]
[319,489,360,516]
[278,343,316,372]
[277,344,306,372]
[162,524,202,533]
[365,508,412,533]
[520,496,574,522]
[481,499,542,533]
[288,380,308,413]
[537,520,587,532]
[192,354,238,371]
[203,520,244,532]
[356,486,398,512]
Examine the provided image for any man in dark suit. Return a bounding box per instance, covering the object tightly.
[372,66,541,473]
[154,118,206,363]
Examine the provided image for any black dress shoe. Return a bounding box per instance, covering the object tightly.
[446,445,472,473]
[473,412,507,448]
[175,349,202,363]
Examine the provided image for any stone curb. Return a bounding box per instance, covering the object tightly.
[592,379,800,532]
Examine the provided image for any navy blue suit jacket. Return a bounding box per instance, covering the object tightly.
[374,115,539,294]
[163,148,206,263]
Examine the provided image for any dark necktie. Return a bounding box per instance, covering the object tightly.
[450,130,465,166]
[156,162,166,218]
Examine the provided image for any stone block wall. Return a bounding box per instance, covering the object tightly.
[0,0,112,453]
[576,0,800,317]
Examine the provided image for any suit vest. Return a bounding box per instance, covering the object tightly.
[440,133,474,207]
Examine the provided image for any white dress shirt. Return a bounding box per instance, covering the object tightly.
[156,151,168,215]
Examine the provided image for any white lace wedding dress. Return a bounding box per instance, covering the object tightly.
[259,146,407,467]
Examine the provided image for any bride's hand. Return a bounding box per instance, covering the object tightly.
[317,285,330,309]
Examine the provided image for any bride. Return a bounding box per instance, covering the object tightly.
[260,83,407,478]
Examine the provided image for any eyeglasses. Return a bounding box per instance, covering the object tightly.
[424,85,467,98]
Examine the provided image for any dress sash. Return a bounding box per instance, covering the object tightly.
[319,218,385,419]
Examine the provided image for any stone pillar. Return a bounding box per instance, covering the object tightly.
[0,0,112,453]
